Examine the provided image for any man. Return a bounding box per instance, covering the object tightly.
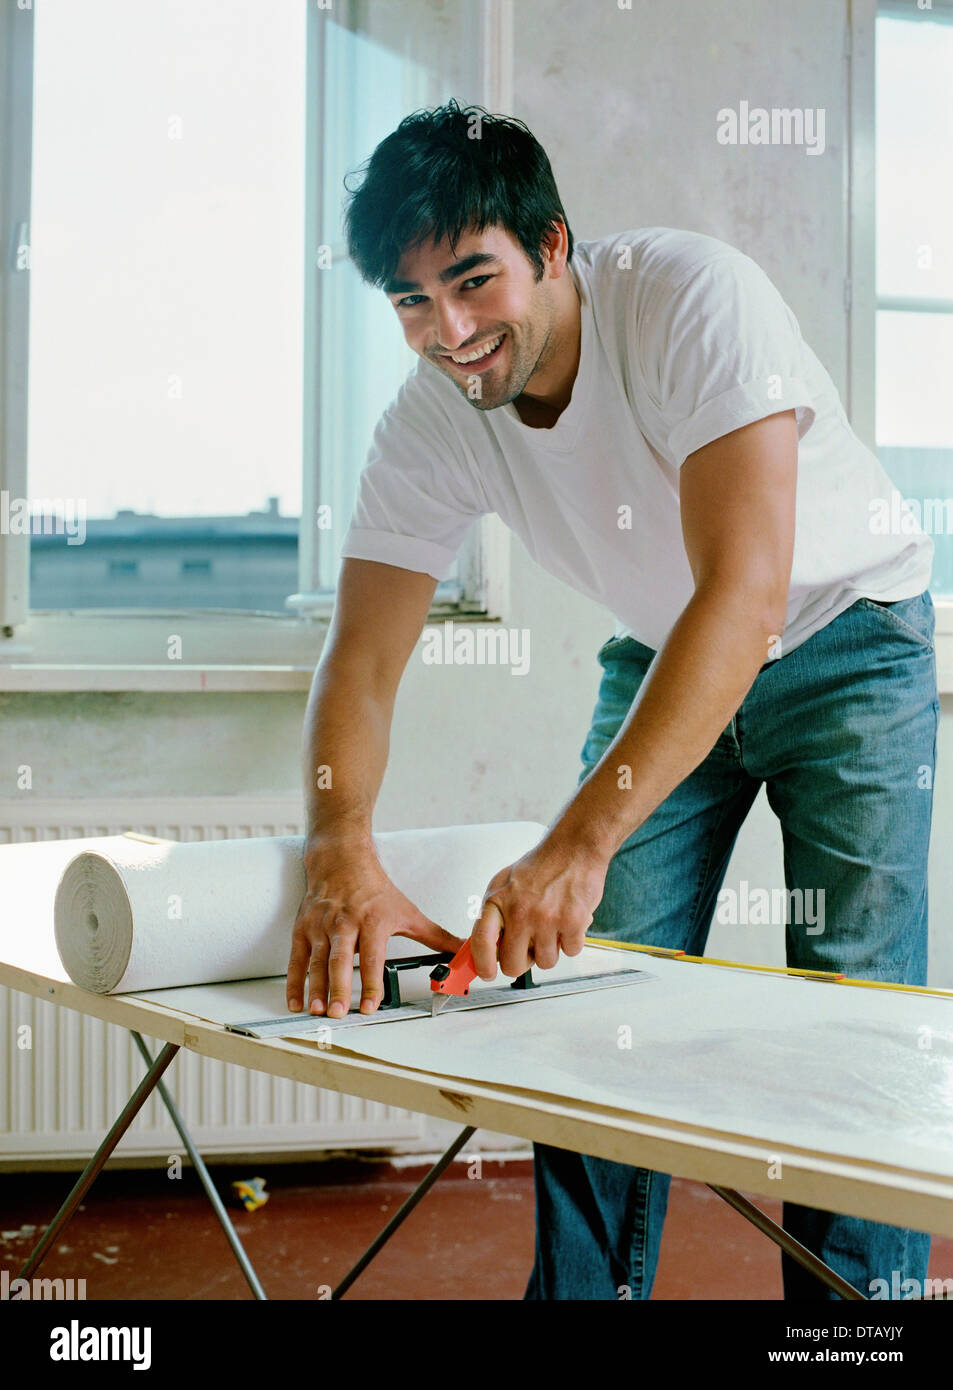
[286,100,937,1300]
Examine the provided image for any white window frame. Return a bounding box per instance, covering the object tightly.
[0,0,514,692]
[850,0,953,689]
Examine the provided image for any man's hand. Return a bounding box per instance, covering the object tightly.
[287,845,466,1018]
[469,833,609,980]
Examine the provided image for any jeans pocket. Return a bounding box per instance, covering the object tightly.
[596,633,628,662]
[596,633,657,667]
[857,591,935,653]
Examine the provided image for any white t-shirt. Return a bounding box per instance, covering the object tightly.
[340,226,933,655]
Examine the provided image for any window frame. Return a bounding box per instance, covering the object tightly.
[0,0,513,692]
[852,0,953,687]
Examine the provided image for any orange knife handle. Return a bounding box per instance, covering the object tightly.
[429,939,479,997]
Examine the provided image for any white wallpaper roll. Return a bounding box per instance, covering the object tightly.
[53,822,547,994]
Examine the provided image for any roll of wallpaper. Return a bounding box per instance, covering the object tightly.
[52,821,547,994]
[1,835,166,980]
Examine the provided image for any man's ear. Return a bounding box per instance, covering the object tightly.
[539,220,571,276]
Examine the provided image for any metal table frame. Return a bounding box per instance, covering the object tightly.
[12,1029,865,1301]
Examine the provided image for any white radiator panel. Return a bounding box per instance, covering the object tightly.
[0,799,426,1162]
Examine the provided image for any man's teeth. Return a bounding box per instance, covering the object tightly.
[449,334,504,365]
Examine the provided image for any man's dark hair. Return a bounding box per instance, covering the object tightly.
[343,99,574,289]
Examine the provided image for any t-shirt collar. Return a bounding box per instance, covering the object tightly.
[495,257,593,450]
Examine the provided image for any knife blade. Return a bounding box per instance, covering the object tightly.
[429,939,480,1018]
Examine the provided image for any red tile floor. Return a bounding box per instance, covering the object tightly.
[2,1159,950,1300]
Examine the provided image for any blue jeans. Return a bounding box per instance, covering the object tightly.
[525,592,939,1300]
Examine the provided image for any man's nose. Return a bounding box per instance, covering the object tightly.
[432,300,475,353]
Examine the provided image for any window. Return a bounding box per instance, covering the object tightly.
[0,0,508,681]
[302,1,488,605]
[875,3,953,594]
[26,0,307,615]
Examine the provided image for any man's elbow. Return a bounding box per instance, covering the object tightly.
[699,571,790,655]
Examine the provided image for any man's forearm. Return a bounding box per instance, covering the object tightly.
[302,659,393,852]
[550,585,781,861]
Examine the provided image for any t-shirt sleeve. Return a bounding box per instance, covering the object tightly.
[633,250,817,468]
[339,383,488,581]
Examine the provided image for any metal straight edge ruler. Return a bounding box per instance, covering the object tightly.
[224,966,656,1039]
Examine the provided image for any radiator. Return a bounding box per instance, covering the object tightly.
[0,798,427,1164]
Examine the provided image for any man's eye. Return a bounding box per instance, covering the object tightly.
[396,275,492,308]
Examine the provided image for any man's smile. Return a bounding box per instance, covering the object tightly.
[439,331,507,371]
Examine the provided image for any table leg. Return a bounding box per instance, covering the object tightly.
[14,1041,180,1285]
[332,1125,477,1299]
[710,1185,866,1299]
[130,1031,267,1301]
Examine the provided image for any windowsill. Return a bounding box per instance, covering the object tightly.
[4,597,953,694]
[0,602,500,692]
[0,664,318,692]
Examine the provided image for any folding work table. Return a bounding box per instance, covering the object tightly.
[2,930,952,1301]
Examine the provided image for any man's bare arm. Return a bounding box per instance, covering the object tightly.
[289,558,466,1016]
[302,558,437,849]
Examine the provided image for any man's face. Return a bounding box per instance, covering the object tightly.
[384,224,560,411]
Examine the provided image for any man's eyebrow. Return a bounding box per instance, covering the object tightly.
[384,252,502,296]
